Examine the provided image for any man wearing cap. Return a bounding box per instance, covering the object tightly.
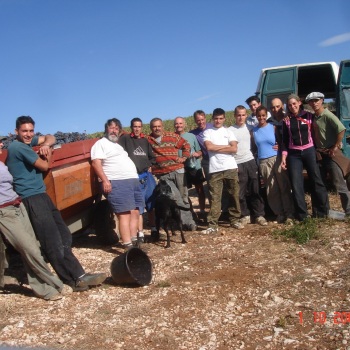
[306,92,350,216]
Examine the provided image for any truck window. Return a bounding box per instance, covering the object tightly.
[260,67,296,107]
[298,64,337,99]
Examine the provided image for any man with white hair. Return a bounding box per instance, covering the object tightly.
[91,118,145,250]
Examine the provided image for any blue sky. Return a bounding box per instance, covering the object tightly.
[1,0,349,135]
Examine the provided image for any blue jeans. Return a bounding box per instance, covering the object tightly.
[23,193,85,286]
[138,171,157,213]
[287,147,329,220]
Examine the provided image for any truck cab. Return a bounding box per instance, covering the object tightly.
[255,60,350,157]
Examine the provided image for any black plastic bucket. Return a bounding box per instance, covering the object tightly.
[110,248,153,286]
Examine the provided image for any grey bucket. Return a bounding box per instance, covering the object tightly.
[110,247,153,286]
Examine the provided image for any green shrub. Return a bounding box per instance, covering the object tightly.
[272,218,321,244]
[156,280,171,288]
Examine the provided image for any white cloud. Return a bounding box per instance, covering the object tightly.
[183,92,221,107]
[319,32,350,47]
[196,93,220,102]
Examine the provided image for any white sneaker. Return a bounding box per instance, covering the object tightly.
[231,222,244,230]
[202,227,218,234]
[285,218,294,225]
[61,284,73,295]
[256,216,268,226]
[240,216,251,225]
[46,293,63,301]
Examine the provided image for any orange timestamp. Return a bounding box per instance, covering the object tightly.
[299,311,350,325]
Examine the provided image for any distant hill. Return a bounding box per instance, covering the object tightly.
[88,110,237,139]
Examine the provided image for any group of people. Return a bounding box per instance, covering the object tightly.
[224,92,350,232]
[241,91,350,227]
[91,91,350,240]
[91,115,195,249]
[1,90,349,300]
[254,92,350,224]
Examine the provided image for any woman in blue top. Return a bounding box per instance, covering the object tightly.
[252,106,294,223]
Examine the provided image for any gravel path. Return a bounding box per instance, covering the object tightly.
[0,194,350,350]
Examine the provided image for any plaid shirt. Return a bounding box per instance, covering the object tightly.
[148,131,191,176]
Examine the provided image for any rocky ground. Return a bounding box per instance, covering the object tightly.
[0,192,350,350]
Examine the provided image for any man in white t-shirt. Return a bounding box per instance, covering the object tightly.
[230,105,267,227]
[202,108,242,233]
[91,118,144,251]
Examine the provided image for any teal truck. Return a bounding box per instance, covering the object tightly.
[255,60,350,157]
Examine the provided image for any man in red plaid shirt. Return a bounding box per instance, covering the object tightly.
[148,117,191,205]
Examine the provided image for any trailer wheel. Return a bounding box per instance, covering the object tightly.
[94,200,119,245]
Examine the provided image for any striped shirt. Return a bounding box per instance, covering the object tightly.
[148,132,191,176]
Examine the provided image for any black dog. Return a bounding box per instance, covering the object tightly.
[153,179,187,248]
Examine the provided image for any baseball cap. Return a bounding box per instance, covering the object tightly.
[0,136,7,141]
[305,92,325,102]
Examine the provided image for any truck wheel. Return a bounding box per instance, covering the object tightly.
[94,200,119,245]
